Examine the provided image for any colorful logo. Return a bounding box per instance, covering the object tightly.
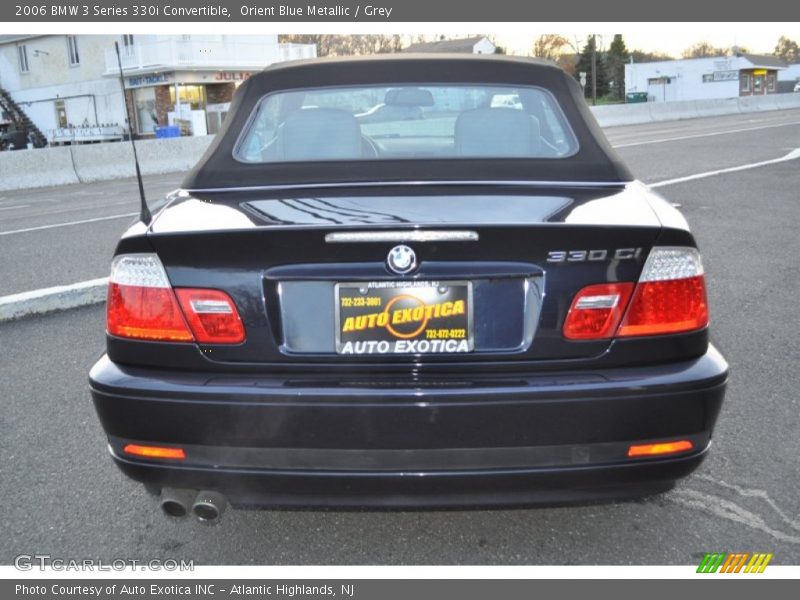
[697,552,773,573]
[341,296,466,337]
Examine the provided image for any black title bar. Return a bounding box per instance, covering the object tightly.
[4,0,799,22]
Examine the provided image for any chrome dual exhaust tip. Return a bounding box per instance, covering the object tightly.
[159,488,195,518]
[158,488,227,523]
[191,490,227,523]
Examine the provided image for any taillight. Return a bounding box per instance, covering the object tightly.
[563,283,634,340]
[175,288,245,344]
[563,247,708,340]
[618,247,708,337]
[107,254,193,341]
[107,253,245,344]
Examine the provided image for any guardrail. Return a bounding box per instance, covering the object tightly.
[2,94,800,193]
[0,135,213,191]
[591,93,800,127]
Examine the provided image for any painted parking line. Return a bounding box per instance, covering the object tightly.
[0,199,136,223]
[0,212,137,236]
[649,148,800,188]
[610,114,796,139]
[612,121,800,148]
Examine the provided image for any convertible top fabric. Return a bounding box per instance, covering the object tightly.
[182,54,632,190]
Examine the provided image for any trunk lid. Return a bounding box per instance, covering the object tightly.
[147,184,662,366]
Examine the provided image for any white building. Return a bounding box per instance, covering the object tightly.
[0,34,124,145]
[778,63,800,92]
[0,35,316,144]
[403,36,496,55]
[625,53,786,103]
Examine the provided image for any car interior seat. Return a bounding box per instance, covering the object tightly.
[454,107,542,157]
[275,108,364,160]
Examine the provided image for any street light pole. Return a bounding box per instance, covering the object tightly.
[591,34,597,106]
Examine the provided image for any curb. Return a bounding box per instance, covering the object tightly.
[0,277,108,323]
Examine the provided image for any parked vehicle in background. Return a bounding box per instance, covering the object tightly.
[356,101,424,123]
[0,123,31,151]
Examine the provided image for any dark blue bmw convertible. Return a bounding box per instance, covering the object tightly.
[89,54,727,521]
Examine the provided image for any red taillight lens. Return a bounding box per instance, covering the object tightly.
[175,288,245,344]
[563,247,709,340]
[618,275,708,337]
[107,282,193,341]
[106,254,245,344]
[563,283,634,340]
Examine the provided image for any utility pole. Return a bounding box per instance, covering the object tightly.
[591,34,597,106]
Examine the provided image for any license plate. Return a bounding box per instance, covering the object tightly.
[335,281,473,355]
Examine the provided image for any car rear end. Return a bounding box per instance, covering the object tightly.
[89,184,727,512]
[89,57,727,516]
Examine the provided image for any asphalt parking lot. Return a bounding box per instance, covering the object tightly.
[1,109,799,565]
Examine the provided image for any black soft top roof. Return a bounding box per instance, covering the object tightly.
[182,54,632,190]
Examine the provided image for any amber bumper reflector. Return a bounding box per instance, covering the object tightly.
[627,440,694,458]
[123,444,186,460]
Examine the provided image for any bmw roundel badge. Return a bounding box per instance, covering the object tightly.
[386,245,417,275]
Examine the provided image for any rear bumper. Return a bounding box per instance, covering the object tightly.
[89,346,728,507]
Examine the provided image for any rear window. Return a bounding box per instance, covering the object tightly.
[234,84,579,163]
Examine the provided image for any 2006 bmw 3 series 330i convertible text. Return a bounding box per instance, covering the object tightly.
[89,55,728,519]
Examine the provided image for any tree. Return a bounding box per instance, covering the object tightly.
[682,42,727,58]
[556,53,578,76]
[774,36,800,64]
[630,50,674,62]
[574,36,608,100]
[279,34,325,51]
[532,34,571,62]
[485,35,506,54]
[606,34,629,102]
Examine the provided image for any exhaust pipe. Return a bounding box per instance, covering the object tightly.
[159,488,196,518]
[192,490,227,523]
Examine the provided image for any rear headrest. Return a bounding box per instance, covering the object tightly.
[278,108,363,160]
[455,108,541,157]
